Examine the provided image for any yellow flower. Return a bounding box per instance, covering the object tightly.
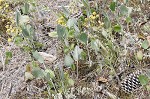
[11,29,15,33]
[5,25,9,28]
[96,14,99,18]
[6,29,11,33]
[85,18,88,21]
[89,15,93,19]
[0,6,2,10]
[2,19,5,22]
[92,12,96,16]
[0,0,4,4]
[2,14,6,17]
[8,38,12,42]
[100,22,104,26]
[5,9,9,13]
[98,21,104,26]
[9,25,12,29]
[5,4,9,8]
[9,16,13,19]
[58,19,63,24]
[60,16,64,20]
[91,16,96,20]
[11,20,15,24]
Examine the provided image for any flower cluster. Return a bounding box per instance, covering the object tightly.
[83,12,104,28]
[0,0,21,42]
[89,12,99,20]
[57,16,66,26]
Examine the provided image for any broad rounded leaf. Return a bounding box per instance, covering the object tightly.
[21,3,30,15]
[139,75,149,86]
[21,26,30,37]
[57,25,67,38]
[141,40,149,49]
[32,67,45,78]
[67,18,76,29]
[113,24,121,32]
[90,39,100,51]
[5,51,12,59]
[126,17,132,23]
[45,69,55,79]
[32,51,44,63]
[68,78,74,86]
[120,5,128,15]
[136,50,143,61]
[19,15,30,25]
[110,2,116,11]
[78,33,88,44]
[104,17,111,29]
[73,46,83,61]
[65,54,74,67]
[15,11,21,26]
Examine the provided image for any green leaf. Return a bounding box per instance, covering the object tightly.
[48,31,58,37]
[67,18,76,29]
[139,75,149,86]
[28,25,36,39]
[104,17,111,29]
[21,24,35,39]
[22,45,32,52]
[74,24,80,33]
[126,16,132,23]
[19,15,30,26]
[110,2,116,11]
[5,51,12,59]
[45,69,55,79]
[120,5,128,15]
[71,64,76,71]
[21,26,30,37]
[32,51,44,63]
[34,42,43,49]
[72,46,83,61]
[64,54,74,67]
[5,51,13,64]
[15,10,21,26]
[32,67,45,78]
[64,46,70,54]
[90,39,100,52]
[78,33,88,44]
[113,24,121,32]
[68,78,74,86]
[125,0,128,3]
[21,3,30,15]
[81,51,87,60]
[14,36,23,45]
[141,40,149,49]
[57,25,67,39]
[68,30,75,38]
[82,0,89,8]
[136,50,143,61]
[62,6,70,17]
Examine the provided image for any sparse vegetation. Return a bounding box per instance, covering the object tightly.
[0,0,150,98]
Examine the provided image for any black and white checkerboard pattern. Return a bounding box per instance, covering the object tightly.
[121,70,142,93]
